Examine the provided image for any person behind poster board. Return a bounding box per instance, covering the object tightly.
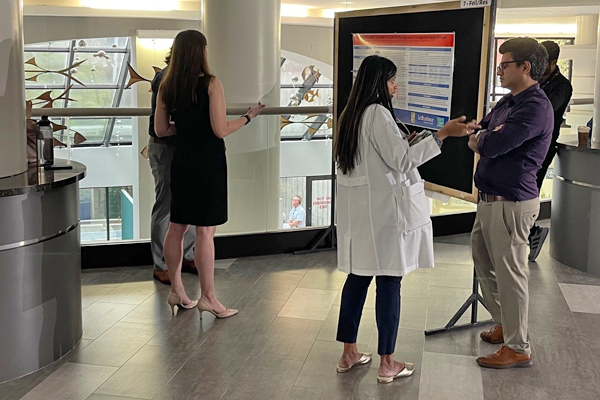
[287,195,306,228]
[334,54,476,383]
[528,40,573,262]
[148,52,198,286]
[468,37,552,369]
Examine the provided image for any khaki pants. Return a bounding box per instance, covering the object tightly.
[471,197,539,355]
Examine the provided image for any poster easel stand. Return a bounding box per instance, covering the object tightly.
[424,270,492,335]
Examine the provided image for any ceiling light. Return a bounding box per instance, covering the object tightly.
[281,4,309,18]
[495,23,576,35]
[81,0,177,11]
[323,8,350,18]
[340,1,354,4]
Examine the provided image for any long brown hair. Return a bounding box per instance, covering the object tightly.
[159,30,214,112]
[334,55,397,175]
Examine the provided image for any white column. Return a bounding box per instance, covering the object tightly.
[592,12,600,143]
[576,15,598,46]
[0,0,27,178]
[202,0,282,234]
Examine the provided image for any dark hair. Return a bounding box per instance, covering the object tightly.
[335,55,397,175]
[499,37,548,81]
[541,40,560,62]
[159,30,214,112]
[164,51,171,65]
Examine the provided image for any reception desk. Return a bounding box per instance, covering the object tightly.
[0,160,85,383]
[550,140,600,274]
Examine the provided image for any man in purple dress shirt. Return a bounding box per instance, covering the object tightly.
[468,38,553,369]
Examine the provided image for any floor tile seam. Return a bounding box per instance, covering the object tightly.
[27,361,118,400]
[241,354,307,370]
[127,343,202,400]
[291,337,322,389]
[215,345,258,400]
[95,289,158,306]
[422,350,479,361]
[145,335,207,352]
[230,271,271,309]
[79,323,165,370]
[88,394,146,400]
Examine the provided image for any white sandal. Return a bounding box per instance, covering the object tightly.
[336,352,372,373]
[377,362,415,383]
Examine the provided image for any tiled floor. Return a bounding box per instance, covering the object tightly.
[3,223,600,400]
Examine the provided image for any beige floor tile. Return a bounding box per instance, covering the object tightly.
[97,281,159,305]
[278,288,338,321]
[419,352,484,400]
[72,322,161,367]
[82,302,137,340]
[94,345,191,399]
[19,363,117,400]
[81,285,116,310]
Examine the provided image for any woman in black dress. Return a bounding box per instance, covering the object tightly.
[155,30,264,318]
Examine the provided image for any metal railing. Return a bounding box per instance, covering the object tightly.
[31,106,332,118]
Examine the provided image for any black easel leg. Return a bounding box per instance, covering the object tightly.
[424,270,492,336]
[293,225,336,255]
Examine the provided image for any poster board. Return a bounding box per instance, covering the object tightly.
[334,1,495,203]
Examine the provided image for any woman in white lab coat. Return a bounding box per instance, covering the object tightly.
[334,55,477,383]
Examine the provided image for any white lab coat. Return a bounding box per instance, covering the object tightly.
[337,104,441,277]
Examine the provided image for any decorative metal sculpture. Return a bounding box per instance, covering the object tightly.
[280,114,332,136]
[25,57,87,86]
[125,63,163,92]
[29,85,77,109]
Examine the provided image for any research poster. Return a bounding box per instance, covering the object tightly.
[353,33,456,130]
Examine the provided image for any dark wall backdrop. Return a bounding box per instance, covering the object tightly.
[336,7,488,194]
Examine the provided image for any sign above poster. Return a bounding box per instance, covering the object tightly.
[460,0,491,8]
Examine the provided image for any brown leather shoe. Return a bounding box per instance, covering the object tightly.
[480,325,504,344]
[181,259,198,275]
[476,345,532,369]
[153,269,171,285]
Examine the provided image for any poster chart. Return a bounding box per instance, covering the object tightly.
[353,33,456,130]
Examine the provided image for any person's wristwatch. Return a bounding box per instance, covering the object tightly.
[242,115,251,125]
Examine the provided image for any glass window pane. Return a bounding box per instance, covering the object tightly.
[80,188,108,242]
[111,118,133,143]
[280,178,306,229]
[280,113,332,138]
[24,52,69,86]
[78,37,128,48]
[71,53,126,86]
[68,89,116,108]
[119,88,134,107]
[281,59,333,85]
[26,89,68,108]
[310,179,332,227]
[25,40,71,49]
[71,118,109,143]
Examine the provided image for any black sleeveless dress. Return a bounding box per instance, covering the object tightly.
[170,78,228,226]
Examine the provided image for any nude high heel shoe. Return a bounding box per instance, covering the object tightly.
[197,297,238,319]
[167,293,198,315]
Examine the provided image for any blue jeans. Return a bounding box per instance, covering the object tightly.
[336,274,402,355]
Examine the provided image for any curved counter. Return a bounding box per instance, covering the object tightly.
[0,160,86,383]
[550,140,600,274]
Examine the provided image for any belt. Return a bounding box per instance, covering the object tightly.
[479,192,509,202]
[149,136,171,145]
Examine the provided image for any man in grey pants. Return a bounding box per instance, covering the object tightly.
[468,38,553,368]
[149,64,196,285]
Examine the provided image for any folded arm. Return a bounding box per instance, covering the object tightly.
[154,91,176,137]
[477,102,546,158]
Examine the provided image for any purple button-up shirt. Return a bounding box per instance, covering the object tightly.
[474,83,553,201]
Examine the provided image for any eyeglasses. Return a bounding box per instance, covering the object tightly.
[496,60,522,72]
